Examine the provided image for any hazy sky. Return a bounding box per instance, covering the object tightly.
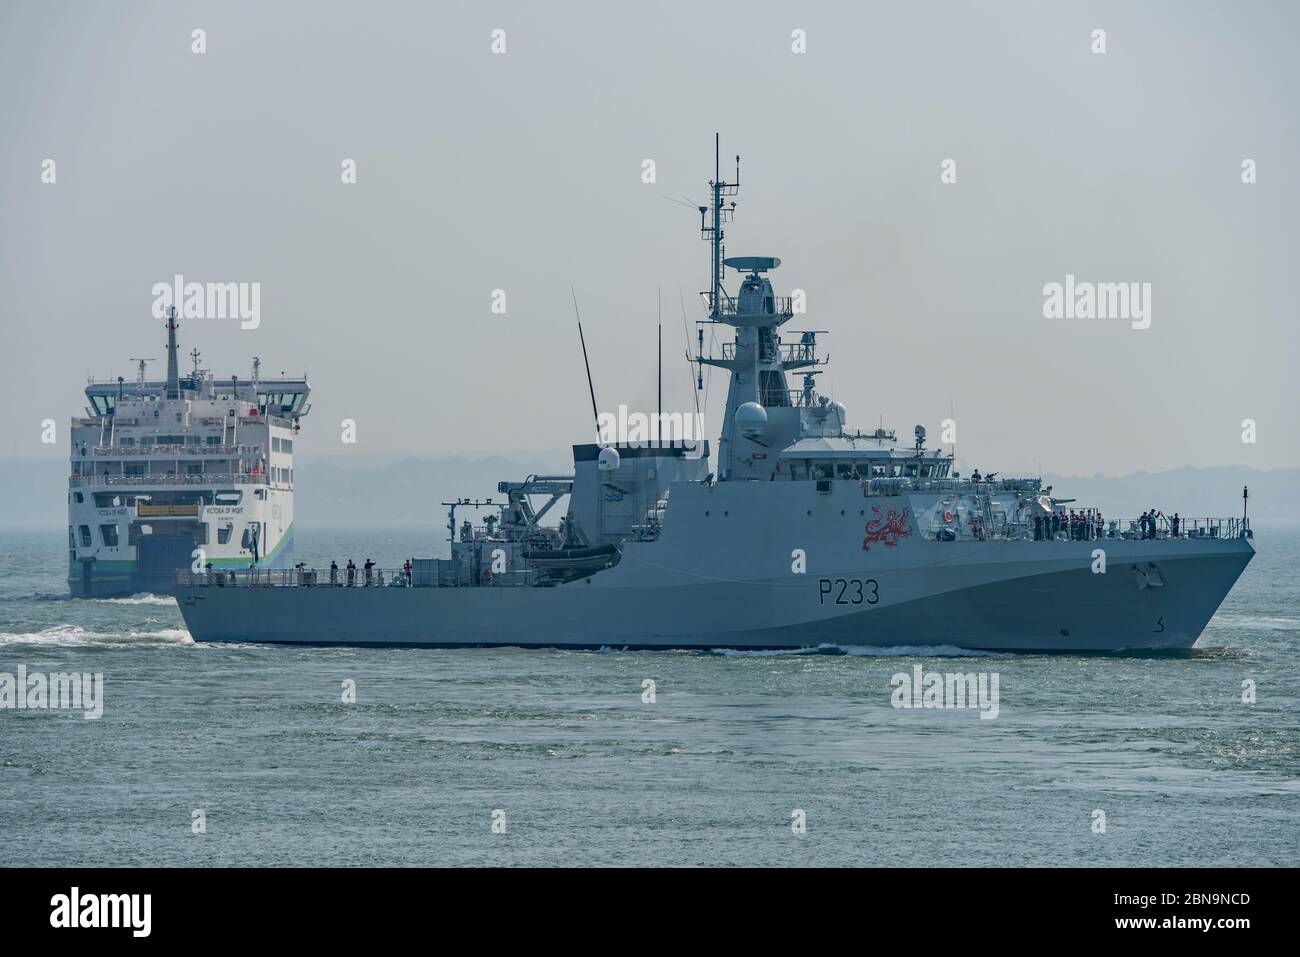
[2,0,1296,477]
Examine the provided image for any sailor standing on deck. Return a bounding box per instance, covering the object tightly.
[364,558,375,587]
[330,560,339,586]
[404,559,412,587]
[346,559,356,586]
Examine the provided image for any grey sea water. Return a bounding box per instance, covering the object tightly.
[0,525,1295,867]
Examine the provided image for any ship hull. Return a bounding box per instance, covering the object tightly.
[68,527,296,598]
[176,536,1253,653]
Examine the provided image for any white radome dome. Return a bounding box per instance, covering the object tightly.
[735,401,768,437]
[597,446,621,472]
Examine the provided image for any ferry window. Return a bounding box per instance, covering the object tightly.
[920,464,932,478]
[185,464,203,475]
[812,464,831,480]
[99,524,119,547]
[836,463,854,479]
[217,523,233,545]
[120,437,135,446]
[124,464,145,476]
[206,435,221,445]
[272,437,281,452]
[68,527,75,548]
[872,464,885,477]
[78,525,91,547]
[790,464,807,481]
[282,439,292,454]
[73,492,84,504]
[905,463,918,477]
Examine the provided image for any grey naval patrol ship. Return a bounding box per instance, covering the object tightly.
[176,144,1254,652]
[69,308,309,596]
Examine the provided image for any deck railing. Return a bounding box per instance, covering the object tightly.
[176,565,540,589]
[90,444,262,457]
[917,514,1250,543]
[71,473,268,488]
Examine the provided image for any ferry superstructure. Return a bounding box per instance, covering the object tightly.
[68,309,309,596]
[175,142,1253,651]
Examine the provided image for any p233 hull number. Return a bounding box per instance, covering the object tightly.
[818,578,879,605]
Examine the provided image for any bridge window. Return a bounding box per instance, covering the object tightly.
[216,523,233,545]
[78,525,91,547]
[99,524,119,547]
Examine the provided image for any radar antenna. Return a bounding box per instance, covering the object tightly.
[129,358,155,385]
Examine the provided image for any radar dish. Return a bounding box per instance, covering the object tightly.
[723,256,781,273]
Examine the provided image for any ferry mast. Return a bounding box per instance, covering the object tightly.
[164,305,181,400]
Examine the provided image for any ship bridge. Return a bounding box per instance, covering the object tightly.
[84,378,310,419]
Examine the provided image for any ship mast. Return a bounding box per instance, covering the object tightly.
[164,305,181,399]
[699,132,739,318]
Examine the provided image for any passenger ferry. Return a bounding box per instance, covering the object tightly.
[68,308,309,596]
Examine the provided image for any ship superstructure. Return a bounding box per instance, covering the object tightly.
[175,141,1253,651]
[68,309,309,596]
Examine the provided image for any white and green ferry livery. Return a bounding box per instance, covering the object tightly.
[176,143,1253,652]
[68,310,308,597]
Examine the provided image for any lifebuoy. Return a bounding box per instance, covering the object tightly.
[943,509,954,523]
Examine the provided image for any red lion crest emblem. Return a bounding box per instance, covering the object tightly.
[863,507,912,551]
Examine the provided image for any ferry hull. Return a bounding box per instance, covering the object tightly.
[176,537,1253,653]
[68,528,295,598]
